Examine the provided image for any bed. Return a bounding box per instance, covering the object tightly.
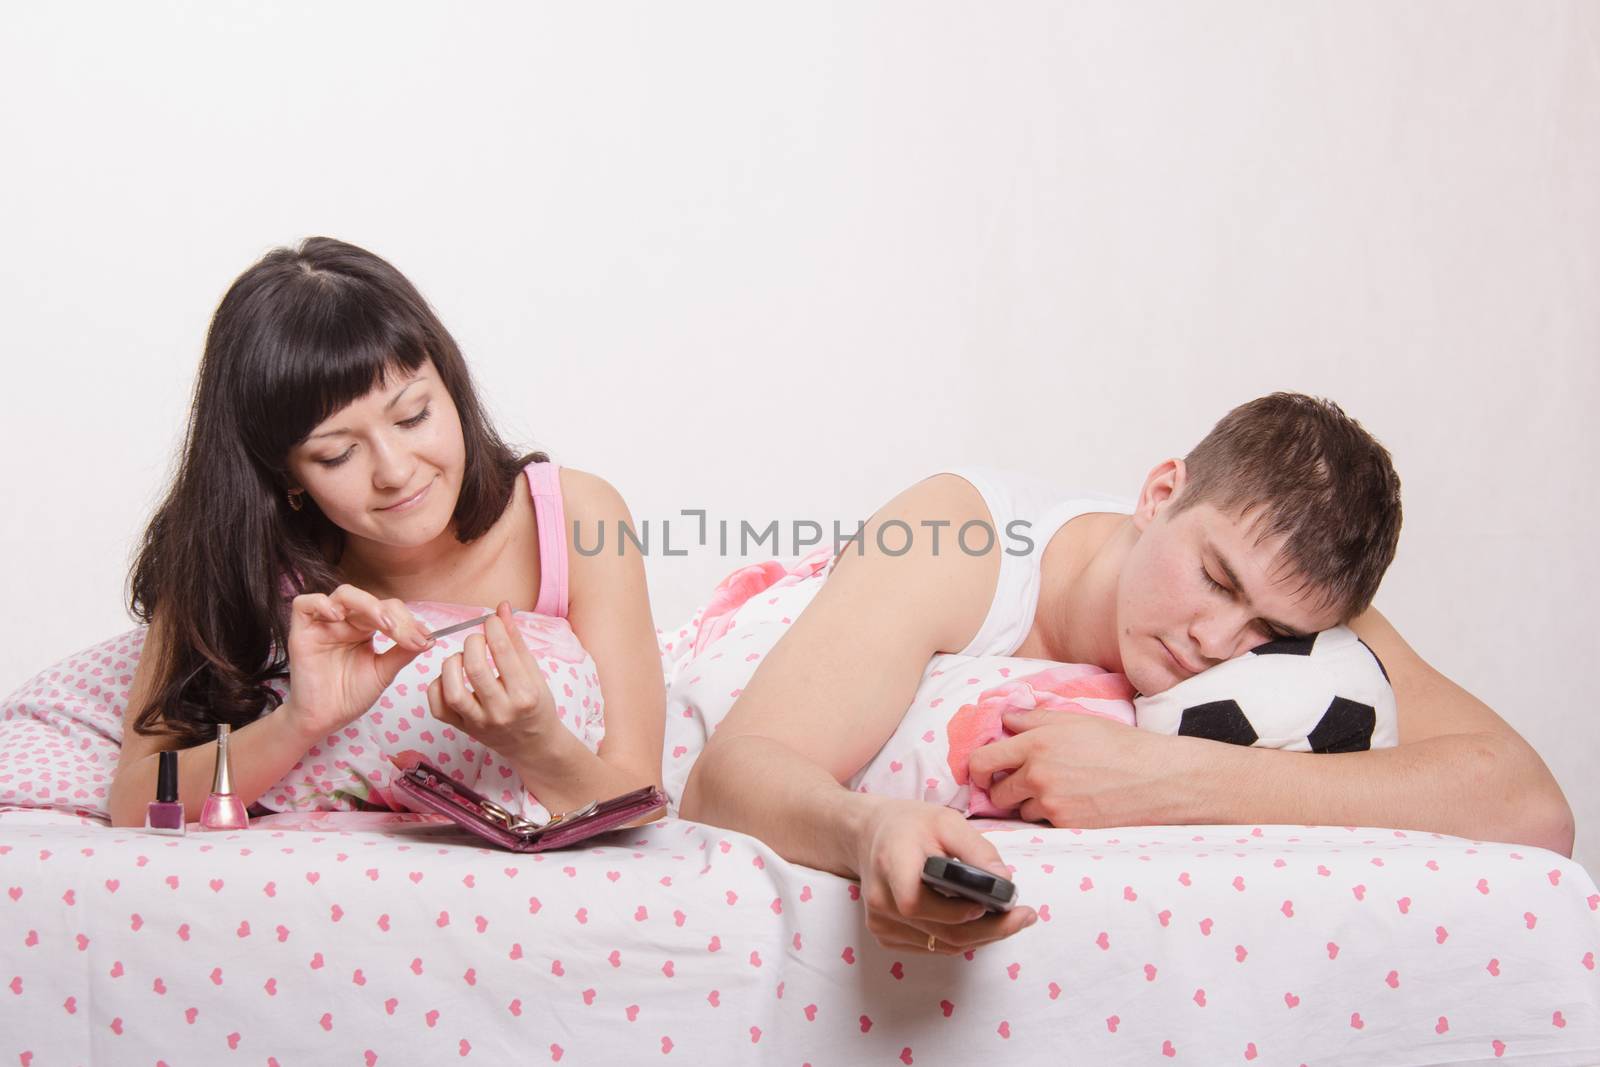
[2,807,1597,1065]
[3,597,1598,1066]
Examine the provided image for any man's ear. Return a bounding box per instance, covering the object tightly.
[1131,458,1187,533]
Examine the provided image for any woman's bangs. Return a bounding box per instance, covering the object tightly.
[265,303,433,455]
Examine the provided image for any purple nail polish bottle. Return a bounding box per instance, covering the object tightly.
[199,723,249,831]
[143,749,186,836]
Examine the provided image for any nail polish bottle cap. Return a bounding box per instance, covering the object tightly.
[156,750,179,804]
[211,723,234,795]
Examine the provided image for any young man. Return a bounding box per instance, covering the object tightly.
[678,393,1574,956]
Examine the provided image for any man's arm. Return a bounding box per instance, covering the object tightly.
[1344,605,1574,855]
[1184,727,1573,856]
[974,607,1574,857]
[680,475,1000,855]
[680,476,1044,952]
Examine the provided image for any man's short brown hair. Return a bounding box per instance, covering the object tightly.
[1169,392,1402,622]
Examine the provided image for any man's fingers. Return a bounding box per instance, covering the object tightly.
[857,803,1039,956]
[984,762,1037,812]
[878,902,1033,950]
[867,914,961,953]
[878,835,987,929]
[882,855,962,926]
[1018,797,1052,825]
[902,910,1010,946]
[1000,708,1054,732]
[934,813,1011,882]
[965,905,1036,942]
[904,884,990,927]
[967,733,1024,791]
[868,908,977,951]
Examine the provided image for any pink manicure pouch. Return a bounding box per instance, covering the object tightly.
[388,754,665,852]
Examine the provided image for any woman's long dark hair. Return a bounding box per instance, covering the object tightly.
[127,236,547,748]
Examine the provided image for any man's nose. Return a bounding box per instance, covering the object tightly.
[1188,613,1243,665]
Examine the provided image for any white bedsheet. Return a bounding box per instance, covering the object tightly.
[3,810,1597,1066]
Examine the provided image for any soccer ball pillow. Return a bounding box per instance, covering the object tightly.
[1132,626,1398,752]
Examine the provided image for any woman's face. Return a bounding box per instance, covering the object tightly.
[284,359,467,548]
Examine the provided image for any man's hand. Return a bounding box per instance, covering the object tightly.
[854,798,1037,953]
[968,710,1199,828]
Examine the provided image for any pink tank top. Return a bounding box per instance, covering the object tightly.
[525,460,570,618]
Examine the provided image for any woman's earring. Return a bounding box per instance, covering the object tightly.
[287,489,305,512]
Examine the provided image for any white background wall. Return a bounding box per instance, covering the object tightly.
[2,2,1595,872]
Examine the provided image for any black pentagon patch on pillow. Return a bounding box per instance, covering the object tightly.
[1307,696,1376,754]
[1249,633,1317,656]
[1178,700,1260,746]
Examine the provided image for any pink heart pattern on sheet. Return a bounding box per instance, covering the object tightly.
[1,815,1596,1062]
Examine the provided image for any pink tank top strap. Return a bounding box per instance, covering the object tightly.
[524,460,570,618]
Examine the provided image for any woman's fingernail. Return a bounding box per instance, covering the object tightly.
[1024,910,1038,926]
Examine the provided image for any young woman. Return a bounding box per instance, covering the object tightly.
[107,237,664,826]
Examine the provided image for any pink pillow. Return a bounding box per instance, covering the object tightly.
[847,656,1137,816]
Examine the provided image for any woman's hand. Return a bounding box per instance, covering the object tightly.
[854,797,1037,954]
[284,585,436,741]
[425,601,561,762]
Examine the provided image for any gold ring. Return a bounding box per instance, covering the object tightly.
[927,933,937,952]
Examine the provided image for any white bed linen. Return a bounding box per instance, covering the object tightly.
[3,810,1596,1066]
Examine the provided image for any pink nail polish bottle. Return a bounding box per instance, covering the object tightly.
[199,723,249,831]
[143,749,186,836]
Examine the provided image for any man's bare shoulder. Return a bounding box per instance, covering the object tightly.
[824,472,1001,655]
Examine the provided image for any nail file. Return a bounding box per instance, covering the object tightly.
[426,612,496,641]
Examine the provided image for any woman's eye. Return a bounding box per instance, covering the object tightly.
[313,407,429,467]
[1201,567,1227,593]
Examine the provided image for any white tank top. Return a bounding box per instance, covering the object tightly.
[939,465,1133,657]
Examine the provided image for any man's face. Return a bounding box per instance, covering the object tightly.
[285,359,467,548]
[1115,461,1347,697]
